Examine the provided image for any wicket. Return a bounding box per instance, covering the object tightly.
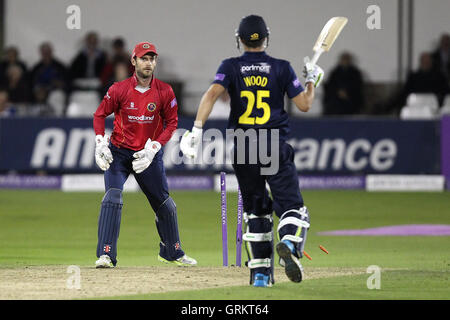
[220,172,243,267]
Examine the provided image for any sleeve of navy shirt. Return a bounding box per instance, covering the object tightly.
[282,62,304,99]
[212,59,234,89]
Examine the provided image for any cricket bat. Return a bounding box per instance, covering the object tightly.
[309,16,348,66]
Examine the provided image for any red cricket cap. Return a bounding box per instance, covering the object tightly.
[132,42,158,58]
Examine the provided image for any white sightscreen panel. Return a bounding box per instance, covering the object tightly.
[6,0,398,92]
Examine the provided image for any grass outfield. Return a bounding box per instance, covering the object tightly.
[0,190,449,300]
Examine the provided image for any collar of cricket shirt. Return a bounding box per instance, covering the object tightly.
[132,73,153,92]
[242,51,268,60]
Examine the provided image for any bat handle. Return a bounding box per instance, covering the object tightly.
[310,49,323,66]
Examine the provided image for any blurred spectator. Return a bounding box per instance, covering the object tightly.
[322,52,364,115]
[100,37,133,86]
[0,47,27,84]
[30,42,67,96]
[101,60,132,96]
[401,52,449,107]
[69,31,107,82]
[432,33,450,82]
[2,64,31,103]
[0,88,15,117]
[30,86,54,116]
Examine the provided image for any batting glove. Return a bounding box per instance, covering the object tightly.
[95,135,114,171]
[180,126,202,159]
[303,56,324,88]
[132,139,161,174]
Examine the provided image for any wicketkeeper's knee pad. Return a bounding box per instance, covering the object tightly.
[277,206,310,258]
[243,213,273,273]
[155,197,184,260]
[102,188,123,205]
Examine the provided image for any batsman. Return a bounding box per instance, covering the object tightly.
[181,15,324,287]
[93,42,197,268]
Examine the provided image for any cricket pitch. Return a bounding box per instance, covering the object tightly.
[0,266,366,299]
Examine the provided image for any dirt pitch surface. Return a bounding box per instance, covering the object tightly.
[0,266,366,299]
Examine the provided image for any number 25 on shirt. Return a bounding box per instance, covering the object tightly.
[238,90,271,125]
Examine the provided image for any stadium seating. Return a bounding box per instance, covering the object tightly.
[47,90,67,116]
[400,93,439,119]
[440,94,450,116]
[66,90,100,118]
[209,98,230,119]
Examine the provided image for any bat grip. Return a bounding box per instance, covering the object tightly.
[310,49,323,66]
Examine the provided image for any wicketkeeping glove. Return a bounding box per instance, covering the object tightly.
[303,56,325,88]
[180,126,202,159]
[132,139,161,174]
[95,135,114,171]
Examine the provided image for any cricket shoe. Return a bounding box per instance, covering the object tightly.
[95,254,114,268]
[158,254,197,266]
[276,240,303,283]
[253,273,272,288]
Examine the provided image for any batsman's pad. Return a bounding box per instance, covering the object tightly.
[277,207,310,259]
[96,188,123,266]
[155,197,184,260]
[243,213,273,282]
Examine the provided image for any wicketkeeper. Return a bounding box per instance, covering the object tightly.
[93,42,197,268]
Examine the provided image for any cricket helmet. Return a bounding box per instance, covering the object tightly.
[235,15,270,49]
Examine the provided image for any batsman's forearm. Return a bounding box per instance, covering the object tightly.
[292,83,315,112]
[304,82,315,103]
[194,94,215,128]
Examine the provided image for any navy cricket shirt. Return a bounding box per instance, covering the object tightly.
[212,51,304,141]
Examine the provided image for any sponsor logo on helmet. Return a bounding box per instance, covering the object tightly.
[250,33,260,41]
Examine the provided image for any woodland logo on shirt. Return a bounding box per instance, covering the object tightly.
[128,115,154,122]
